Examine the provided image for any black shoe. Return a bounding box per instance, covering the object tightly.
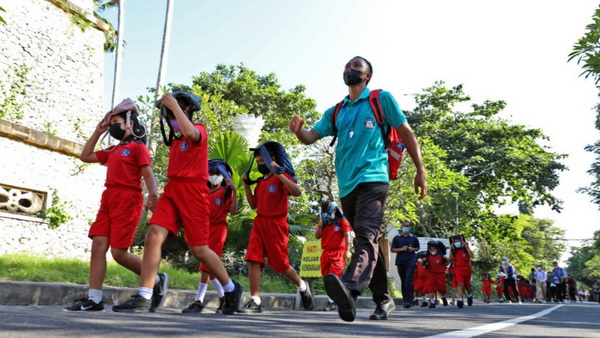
[457,300,464,308]
[215,297,225,314]
[239,299,263,313]
[182,300,204,313]
[324,274,355,322]
[428,302,436,308]
[442,297,448,306]
[112,294,152,313]
[420,301,428,307]
[370,301,395,320]
[467,294,473,306]
[222,281,243,315]
[150,273,169,312]
[323,302,337,311]
[403,303,412,309]
[299,284,314,311]
[63,298,105,312]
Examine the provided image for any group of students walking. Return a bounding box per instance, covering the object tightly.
[63,56,429,322]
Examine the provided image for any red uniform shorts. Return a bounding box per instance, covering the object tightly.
[452,266,472,289]
[149,181,210,246]
[320,249,345,278]
[244,215,290,273]
[88,187,143,249]
[199,224,228,273]
[414,277,427,295]
[423,272,447,295]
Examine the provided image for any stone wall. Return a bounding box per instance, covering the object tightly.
[0,0,108,260]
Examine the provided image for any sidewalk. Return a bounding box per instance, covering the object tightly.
[0,280,397,311]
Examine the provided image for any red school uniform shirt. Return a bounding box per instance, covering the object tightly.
[95,141,151,191]
[482,279,497,294]
[209,187,232,227]
[321,217,351,251]
[167,124,209,181]
[453,247,472,267]
[427,254,447,274]
[254,173,293,218]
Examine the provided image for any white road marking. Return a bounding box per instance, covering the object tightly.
[425,304,564,338]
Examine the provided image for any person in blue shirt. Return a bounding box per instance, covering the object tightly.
[289,56,427,322]
[551,261,568,303]
[391,222,420,309]
[499,257,521,304]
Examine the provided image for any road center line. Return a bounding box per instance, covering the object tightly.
[425,304,564,338]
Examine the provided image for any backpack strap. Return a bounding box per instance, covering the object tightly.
[367,89,390,149]
[329,101,344,147]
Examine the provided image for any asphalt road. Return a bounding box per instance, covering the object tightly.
[0,302,598,337]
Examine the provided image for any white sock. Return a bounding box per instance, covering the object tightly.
[139,287,153,300]
[211,279,225,298]
[298,280,307,292]
[196,283,208,302]
[251,295,262,305]
[88,289,102,304]
[458,297,463,301]
[222,279,235,293]
[430,299,435,304]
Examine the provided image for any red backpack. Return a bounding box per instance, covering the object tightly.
[330,89,405,180]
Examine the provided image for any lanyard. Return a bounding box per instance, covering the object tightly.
[343,100,363,139]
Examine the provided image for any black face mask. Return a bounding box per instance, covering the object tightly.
[343,68,364,86]
[109,123,126,140]
[257,163,271,175]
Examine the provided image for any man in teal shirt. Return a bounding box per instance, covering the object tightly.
[290,56,427,322]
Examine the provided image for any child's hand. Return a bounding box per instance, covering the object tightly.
[224,178,236,190]
[345,250,352,261]
[270,161,279,169]
[94,120,108,135]
[160,93,179,111]
[241,174,249,186]
[145,194,158,212]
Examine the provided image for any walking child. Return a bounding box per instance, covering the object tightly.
[240,141,313,313]
[449,234,474,308]
[64,99,159,312]
[315,200,352,311]
[414,252,429,307]
[112,92,243,314]
[422,241,448,308]
[182,160,238,314]
[481,274,496,303]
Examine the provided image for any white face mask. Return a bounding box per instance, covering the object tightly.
[429,251,437,256]
[209,175,223,186]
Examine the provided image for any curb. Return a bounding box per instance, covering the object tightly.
[0,280,398,311]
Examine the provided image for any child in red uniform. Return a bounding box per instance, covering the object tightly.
[449,234,474,308]
[497,276,506,302]
[423,241,448,308]
[64,99,159,312]
[240,141,313,313]
[182,160,238,314]
[414,252,429,307]
[481,274,497,303]
[315,200,352,311]
[113,92,243,314]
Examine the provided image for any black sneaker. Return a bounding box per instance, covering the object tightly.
[420,301,428,307]
[457,300,464,308]
[112,294,152,313]
[299,282,314,311]
[442,297,448,306]
[467,294,473,306]
[428,302,436,308]
[150,273,169,312]
[215,297,225,314]
[182,300,204,314]
[239,299,263,314]
[63,298,105,312]
[369,301,395,320]
[403,303,412,309]
[323,302,337,311]
[222,281,243,315]
[324,274,355,322]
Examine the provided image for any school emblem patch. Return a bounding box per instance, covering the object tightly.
[180,141,189,151]
[334,225,340,232]
[268,184,276,193]
[215,197,222,206]
[364,117,375,129]
[120,148,131,157]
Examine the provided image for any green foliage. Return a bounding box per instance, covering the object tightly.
[93,0,120,53]
[0,6,6,25]
[0,64,30,120]
[569,5,600,85]
[42,192,72,229]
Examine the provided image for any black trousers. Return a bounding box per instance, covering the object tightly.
[504,278,520,301]
[340,182,390,305]
[397,260,416,303]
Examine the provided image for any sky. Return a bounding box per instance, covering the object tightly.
[102,0,600,261]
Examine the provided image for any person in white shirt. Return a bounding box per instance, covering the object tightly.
[532,265,547,303]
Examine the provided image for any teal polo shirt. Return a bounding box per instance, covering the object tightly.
[313,88,407,198]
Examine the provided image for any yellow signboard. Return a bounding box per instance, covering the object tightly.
[299,240,323,278]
